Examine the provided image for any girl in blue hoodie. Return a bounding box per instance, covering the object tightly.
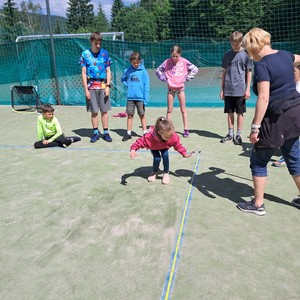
[121,52,150,141]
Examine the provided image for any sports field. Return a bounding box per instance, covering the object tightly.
[1,105,300,299]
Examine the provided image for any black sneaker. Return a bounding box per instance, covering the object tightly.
[67,136,81,143]
[236,199,266,216]
[234,135,242,145]
[292,197,300,209]
[122,134,132,141]
[103,133,112,142]
[220,134,234,143]
[62,140,72,148]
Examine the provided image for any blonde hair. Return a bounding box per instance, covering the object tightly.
[171,45,182,55]
[242,28,271,58]
[230,31,243,43]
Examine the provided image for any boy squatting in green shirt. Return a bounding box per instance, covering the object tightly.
[34,104,81,149]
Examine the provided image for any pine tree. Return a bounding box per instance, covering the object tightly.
[110,0,124,31]
[94,1,110,33]
[1,0,21,42]
[2,0,18,27]
[66,0,95,33]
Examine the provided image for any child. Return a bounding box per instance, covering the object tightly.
[156,46,198,138]
[130,116,194,184]
[80,32,113,143]
[272,64,300,167]
[220,31,253,145]
[121,52,150,141]
[34,104,80,149]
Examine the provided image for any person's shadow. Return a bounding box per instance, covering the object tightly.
[72,128,91,138]
[120,166,177,185]
[188,129,253,158]
[188,129,223,139]
[174,166,294,207]
[110,129,141,138]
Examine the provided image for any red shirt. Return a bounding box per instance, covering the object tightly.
[130,126,187,156]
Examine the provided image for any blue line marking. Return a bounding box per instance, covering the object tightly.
[161,151,201,300]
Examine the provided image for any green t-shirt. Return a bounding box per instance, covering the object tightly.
[37,115,62,142]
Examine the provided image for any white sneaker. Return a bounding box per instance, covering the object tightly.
[147,172,157,182]
[162,173,170,185]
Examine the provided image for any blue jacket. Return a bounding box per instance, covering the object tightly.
[121,63,150,104]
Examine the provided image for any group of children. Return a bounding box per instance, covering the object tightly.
[34,32,198,184]
[34,31,298,185]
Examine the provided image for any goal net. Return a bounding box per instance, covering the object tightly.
[11,86,44,113]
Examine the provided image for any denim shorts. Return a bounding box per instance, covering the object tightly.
[250,137,300,176]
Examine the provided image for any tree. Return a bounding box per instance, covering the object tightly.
[66,0,95,33]
[110,0,124,31]
[1,0,23,42]
[94,1,110,33]
[19,0,42,34]
[114,5,157,42]
[152,0,171,40]
[141,0,171,41]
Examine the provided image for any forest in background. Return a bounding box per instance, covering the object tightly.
[1,0,300,44]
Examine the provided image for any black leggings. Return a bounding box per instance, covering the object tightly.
[34,134,71,149]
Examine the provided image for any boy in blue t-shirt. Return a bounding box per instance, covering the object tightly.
[121,52,150,141]
[80,32,113,143]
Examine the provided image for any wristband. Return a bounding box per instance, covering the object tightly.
[251,123,261,129]
[251,128,260,133]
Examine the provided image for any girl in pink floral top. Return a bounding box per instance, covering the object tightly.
[156,46,199,138]
[130,117,193,184]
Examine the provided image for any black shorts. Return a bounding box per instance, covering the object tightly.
[224,96,246,114]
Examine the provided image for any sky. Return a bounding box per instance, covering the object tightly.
[0,0,137,20]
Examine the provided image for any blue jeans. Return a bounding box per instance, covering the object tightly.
[151,149,169,173]
[250,137,300,176]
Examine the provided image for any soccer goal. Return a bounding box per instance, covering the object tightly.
[11,85,44,113]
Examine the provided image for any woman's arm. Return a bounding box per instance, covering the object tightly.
[249,81,270,144]
[294,54,300,65]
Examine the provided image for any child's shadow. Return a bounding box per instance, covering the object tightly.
[111,129,140,138]
[175,166,294,207]
[188,129,223,139]
[72,128,91,138]
[121,166,177,185]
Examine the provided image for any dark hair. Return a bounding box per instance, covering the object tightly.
[90,32,103,42]
[130,52,141,62]
[41,104,54,113]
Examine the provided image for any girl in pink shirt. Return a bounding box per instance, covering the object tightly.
[156,46,199,138]
[130,117,193,184]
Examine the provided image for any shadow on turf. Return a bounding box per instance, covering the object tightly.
[120,166,177,185]
[110,128,141,138]
[188,129,223,139]
[175,166,295,207]
[72,128,92,138]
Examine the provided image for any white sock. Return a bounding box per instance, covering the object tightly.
[127,130,131,135]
